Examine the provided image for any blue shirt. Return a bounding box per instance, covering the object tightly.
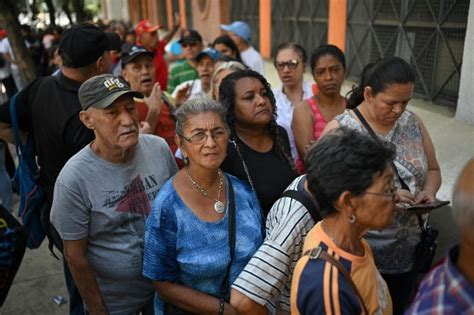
[143,173,264,314]
[406,246,474,314]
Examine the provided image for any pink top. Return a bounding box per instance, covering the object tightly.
[295,97,328,173]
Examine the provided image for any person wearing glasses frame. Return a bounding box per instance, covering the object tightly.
[272,42,313,164]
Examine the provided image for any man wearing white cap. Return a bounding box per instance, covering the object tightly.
[221,21,264,75]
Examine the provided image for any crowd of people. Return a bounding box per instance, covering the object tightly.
[0,17,472,315]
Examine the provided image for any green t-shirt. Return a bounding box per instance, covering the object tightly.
[167,60,199,93]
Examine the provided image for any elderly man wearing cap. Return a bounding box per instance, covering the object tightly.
[51,74,178,315]
[135,18,180,90]
[0,23,122,315]
[166,29,204,94]
[221,21,264,75]
[172,47,221,105]
[121,45,180,159]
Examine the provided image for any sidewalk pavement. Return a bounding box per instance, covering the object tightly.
[2,61,473,314]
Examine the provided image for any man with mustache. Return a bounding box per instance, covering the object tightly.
[50,74,178,315]
[121,45,179,158]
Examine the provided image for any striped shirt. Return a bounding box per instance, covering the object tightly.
[232,175,316,314]
[291,223,393,315]
[166,60,198,93]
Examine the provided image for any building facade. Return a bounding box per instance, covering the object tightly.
[102,0,473,124]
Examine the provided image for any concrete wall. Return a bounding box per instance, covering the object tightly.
[456,1,474,124]
[102,0,130,22]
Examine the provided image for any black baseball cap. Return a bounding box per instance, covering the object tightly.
[178,29,203,44]
[59,23,121,68]
[121,45,155,67]
[79,74,143,110]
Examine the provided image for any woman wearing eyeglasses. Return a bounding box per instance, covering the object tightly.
[292,45,347,173]
[272,42,313,163]
[291,127,394,315]
[219,69,298,218]
[143,99,263,314]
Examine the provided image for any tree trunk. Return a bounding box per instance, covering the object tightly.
[0,1,36,85]
[72,0,87,23]
[30,0,39,21]
[61,0,74,25]
[44,0,57,26]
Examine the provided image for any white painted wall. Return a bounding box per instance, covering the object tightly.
[102,0,130,21]
[456,1,474,124]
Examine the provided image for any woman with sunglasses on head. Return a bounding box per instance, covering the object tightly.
[143,99,263,314]
[219,69,298,218]
[292,45,347,173]
[321,56,441,314]
[272,42,313,163]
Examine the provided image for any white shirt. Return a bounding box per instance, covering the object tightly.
[273,81,313,161]
[1,38,30,71]
[171,79,208,101]
[241,46,264,75]
[0,38,11,79]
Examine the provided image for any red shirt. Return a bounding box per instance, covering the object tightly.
[154,40,168,89]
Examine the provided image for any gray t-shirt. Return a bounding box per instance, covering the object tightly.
[51,134,178,314]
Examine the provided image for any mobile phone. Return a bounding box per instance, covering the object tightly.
[405,200,450,211]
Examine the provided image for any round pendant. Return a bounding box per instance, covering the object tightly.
[214,201,225,214]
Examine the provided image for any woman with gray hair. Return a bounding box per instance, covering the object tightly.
[210,61,246,100]
[143,98,263,314]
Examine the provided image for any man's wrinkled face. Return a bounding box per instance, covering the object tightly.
[122,55,155,96]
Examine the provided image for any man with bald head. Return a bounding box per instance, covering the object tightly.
[407,159,474,314]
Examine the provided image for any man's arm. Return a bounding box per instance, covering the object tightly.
[63,239,109,315]
[0,122,14,143]
[161,13,181,44]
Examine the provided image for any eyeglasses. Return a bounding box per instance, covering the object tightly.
[182,42,197,48]
[274,59,300,70]
[364,187,397,201]
[182,129,228,145]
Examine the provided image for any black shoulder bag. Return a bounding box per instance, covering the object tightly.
[164,176,236,314]
[353,107,439,273]
[281,176,322,223]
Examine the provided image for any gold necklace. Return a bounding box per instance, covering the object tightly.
[186,167,225,214]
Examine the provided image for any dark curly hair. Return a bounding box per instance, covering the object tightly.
[218,69,295,170]
[305,127,395,216]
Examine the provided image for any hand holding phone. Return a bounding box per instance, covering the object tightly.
[405,200,450,212]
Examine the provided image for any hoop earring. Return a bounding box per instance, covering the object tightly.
[348,214,356,224]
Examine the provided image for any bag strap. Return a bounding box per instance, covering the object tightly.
[281,183,321,223]
[304,247,369,314]
[353,107,410,191]
[219,175,236,301]
[8,93,23,156]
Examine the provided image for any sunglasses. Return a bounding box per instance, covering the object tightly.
[275,59,300,70]
[182,42,197,48]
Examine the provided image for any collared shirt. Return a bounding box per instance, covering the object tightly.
[406,246,474,314]
[272,82,313,161]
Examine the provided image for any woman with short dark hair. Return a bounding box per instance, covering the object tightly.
[322,56,442,314]
[219,69,298,217]
[291,127,395,315]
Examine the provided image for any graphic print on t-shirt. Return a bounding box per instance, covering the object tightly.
[102,174,161,215]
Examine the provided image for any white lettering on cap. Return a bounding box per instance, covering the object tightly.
[103,77,125,91]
